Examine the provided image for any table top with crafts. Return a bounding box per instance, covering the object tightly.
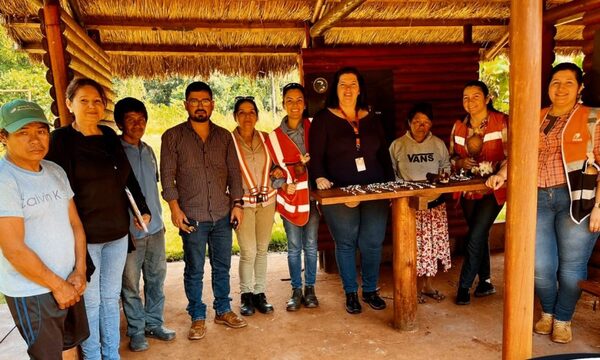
[311,176,490,332]
[311,176,489,205]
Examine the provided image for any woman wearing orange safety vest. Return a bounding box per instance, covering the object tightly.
[449,80,508,306]
[526,63,599,344]
[231,97,278,317]
[264,83,320,311]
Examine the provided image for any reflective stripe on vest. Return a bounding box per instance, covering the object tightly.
[483,131,503,142]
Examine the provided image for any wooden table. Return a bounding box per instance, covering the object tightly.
[311,179,489,331]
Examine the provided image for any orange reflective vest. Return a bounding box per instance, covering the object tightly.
[453,111,508,204]
[541,105,599,223]
[231,131,277,207]
[264,119,311,226]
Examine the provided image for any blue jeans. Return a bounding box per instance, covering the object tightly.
[458,194,502,289]
[321,200,389,293]
[282,201,320,289]
[181,215,233,320]
[121,229,167,337]
[81,235,128,360]
[535,186,598,321]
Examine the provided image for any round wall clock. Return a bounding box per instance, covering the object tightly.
[313,77,328,94]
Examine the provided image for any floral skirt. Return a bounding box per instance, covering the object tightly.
[416,203,451,277]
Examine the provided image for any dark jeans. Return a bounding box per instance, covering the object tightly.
[458,194,502,289]
[321,200,389,293]
[181,215,233,320]
[282,201,320,289]
[535,186,598,321]
[121,229,167,337]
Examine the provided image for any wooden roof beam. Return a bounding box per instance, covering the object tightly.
[84,18,306,32]
[102,43,299,56]
[311,0,325,24]
[310,0,366,37]
[544,0,600,23]
[337,18,508,27]
[65,0,84,27]
[483,31,510,60]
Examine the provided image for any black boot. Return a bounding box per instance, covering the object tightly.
[345,292,362,314]
[252,293,274,314]
[456,287,471,305]
[303,286,319,308]
[286,288,303,311]
[362,290,386,310]
[240,292,255,316]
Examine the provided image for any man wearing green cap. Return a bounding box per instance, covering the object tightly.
[0,99,90,359]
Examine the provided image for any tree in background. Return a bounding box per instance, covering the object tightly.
[0,27,51,112]
[480,52,585,114]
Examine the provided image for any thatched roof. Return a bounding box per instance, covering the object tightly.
[0,0,584,78]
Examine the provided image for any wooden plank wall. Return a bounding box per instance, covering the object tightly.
[582,8,600,107]
[302,45,480,141]
[301,45,482,263]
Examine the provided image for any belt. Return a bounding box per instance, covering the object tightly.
[539,184,567,190]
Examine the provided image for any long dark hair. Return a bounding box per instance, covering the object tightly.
[233,97,259,116]
[463,80,496,112]
[326,67,369,111]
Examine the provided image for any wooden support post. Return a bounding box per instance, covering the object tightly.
[42,0,70,127]
[504,0,542,358]
[297,54,305,85]
[392,197,417,331]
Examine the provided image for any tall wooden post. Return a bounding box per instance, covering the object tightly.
[392,197,417,331]
[42,0,70,126]
[504,0,542,358]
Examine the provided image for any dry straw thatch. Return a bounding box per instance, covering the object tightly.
[0,0,587,78]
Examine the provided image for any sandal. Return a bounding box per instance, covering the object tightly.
[418,294,427,304]
[421,290,445,302]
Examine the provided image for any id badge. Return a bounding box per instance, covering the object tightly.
[355,157,366,172]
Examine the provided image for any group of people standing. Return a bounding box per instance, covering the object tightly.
[0,61,597,360]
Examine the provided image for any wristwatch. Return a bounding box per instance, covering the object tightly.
[233,199,244,208]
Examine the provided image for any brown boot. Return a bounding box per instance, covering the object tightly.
[188,320,206,340]
[533,312,553,335]
[214,311,247,329]
[551,320,572,344]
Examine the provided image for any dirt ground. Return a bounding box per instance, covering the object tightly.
[115,252,600,360]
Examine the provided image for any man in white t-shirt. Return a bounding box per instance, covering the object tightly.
[0,100,89,359]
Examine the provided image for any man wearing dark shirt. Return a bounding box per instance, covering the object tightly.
[160,82,246,340]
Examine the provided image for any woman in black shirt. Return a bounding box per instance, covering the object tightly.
[309,67,394,314]
[46,78,150,359]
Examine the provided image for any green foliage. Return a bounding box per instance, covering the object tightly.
[0,28,31,73]
[0,28,52,115]
[480,54,510,114]
[144,78,185,105]
[554,53,584,68]
[479,52,585,115]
